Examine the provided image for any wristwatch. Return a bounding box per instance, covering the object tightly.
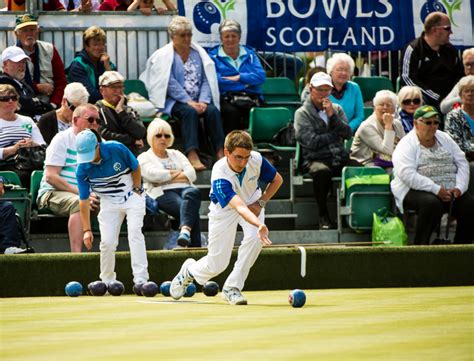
[133,186,144,195]
[257,199,267,208]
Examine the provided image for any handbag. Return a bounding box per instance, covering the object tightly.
[14,145,46,172]
[372,207,408,246]
[271,121,296,147]
[226,92,260,110]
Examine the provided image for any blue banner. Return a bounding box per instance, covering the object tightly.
[178,0,474,51]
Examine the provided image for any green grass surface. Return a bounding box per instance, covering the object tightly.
[1,287,473,361]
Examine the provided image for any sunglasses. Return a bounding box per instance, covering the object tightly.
[420,120,440,126]
[67,100,76,111]
[155,133,171,139]
[83,116,101,124]
[437,25,452,32]
[0,95,18,102]
[402,98,421,106]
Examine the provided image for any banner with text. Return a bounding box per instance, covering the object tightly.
[178,0,473,51]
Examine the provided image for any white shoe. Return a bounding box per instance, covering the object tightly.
[4,247,27,255]
[170,258,195,300]
[222,287,247,305]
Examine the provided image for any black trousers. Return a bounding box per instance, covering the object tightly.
[220,98,252,135]
[403,190,474,244]
[306,158,362,217]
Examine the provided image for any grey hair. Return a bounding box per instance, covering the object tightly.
[219,19,241,35]
[463,48,474,62]
[73,103,98,119]
[146,117,175,148]
[373,89,398,108]
[63,82,89,105]
[326,53,355,76]
[168,16,192,38]
[458,75,474,96]
[397,86,423,105]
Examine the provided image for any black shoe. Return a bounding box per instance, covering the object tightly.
[319,215,334,230]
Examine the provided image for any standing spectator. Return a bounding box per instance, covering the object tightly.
[169,130,283,305]
[0,176,28,255]
[96,71,146,156]
[400,12,463,112]
[15,14,67,110]
[140,16,224,170]
[76,129,149,287]
[208,19,266,135]
[8,0,64,10]
[397,86,424,133]
[0,84,46,188]
[391,105,473,244]
[126,0,176,14]
[0,46,52,120]
[326,53,365,133]
[68,26,116,103]
[37,104,100,252]
[59,0,100,11]
[138,118,201,247]
[351,90,405,169]
[440,48,474,114]
[294,72,357,230]
[37,83,89,145]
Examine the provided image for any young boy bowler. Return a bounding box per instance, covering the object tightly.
[75,129,149,287]
[170,130,283,305]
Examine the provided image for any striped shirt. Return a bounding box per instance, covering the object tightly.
[0,114,45,160]
[76,141,139,204]
[38,127,78,198]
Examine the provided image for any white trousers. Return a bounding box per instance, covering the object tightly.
[189,209,264,291]
[98,193,149,284]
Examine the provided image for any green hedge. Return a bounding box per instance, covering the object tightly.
[1,246,473,297]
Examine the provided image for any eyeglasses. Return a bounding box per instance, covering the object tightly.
[464,62,474,69]
[419,119,440,126]
[0,95,18,102]
[67,100,76,111]
[83,116,101,124]
[155,133,171,139]
[231,153,252,162]
[401,98,421,106]
[436,25,452,32]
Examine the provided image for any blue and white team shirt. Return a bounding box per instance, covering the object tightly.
[209,151,276,214]
[76,141,139,204]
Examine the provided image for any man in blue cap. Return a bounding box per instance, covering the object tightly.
[75,129,149,287]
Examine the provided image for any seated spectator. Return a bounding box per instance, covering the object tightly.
[37,104,101,252]
[398,85,423,133]
[68,26,116,103]
[300,66,324,103]
[294,72,357,230]
[15,14,67,110]
[0,176,28,255]
[208,19,266,134]
[391,105,473,244]
[140,16,224,170]
[326,53,365,133]
[96,71,146,156]
[440,48,474,114]
[0,46,52,120]
[351,90,405,169]
[59,0,100,11]
[0,84,46,188]
[127,0,176,14]
[37,82,89,145]
[138,118,201,247]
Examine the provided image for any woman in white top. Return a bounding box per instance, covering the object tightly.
[391,105,473,244]
[0,84,45,187]
[350,90,405,170]
[138,118,202,247]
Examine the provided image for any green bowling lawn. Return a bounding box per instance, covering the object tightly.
[1,287,472,360]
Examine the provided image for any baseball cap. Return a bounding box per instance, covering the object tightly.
[76,130,98,164]
[414,105,439,120]
[99,71,125,87]
[310,72,333,88]
[15,13,39,32]
[1,46,29,63]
